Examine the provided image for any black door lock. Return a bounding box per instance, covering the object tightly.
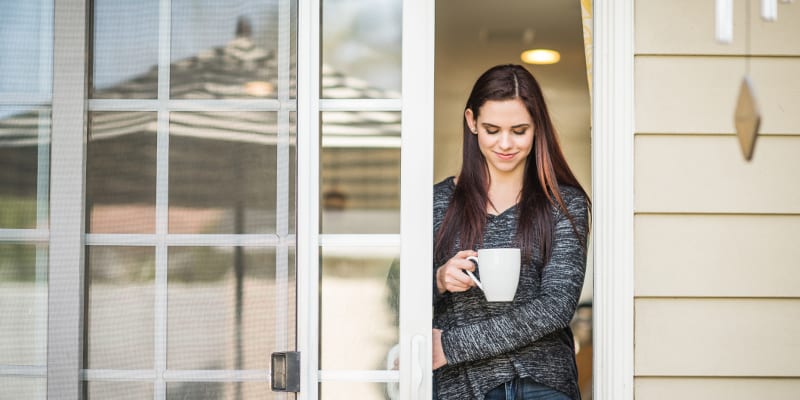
[271,351,300,392]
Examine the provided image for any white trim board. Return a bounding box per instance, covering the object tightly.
[591,2,636,400]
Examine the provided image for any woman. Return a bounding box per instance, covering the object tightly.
[432,64,590,400]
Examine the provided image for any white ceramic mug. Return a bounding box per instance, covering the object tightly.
[465,248,521,302]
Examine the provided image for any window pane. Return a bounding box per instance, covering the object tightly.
[0,4,51,391]
[87,381,153,400]
[0,108,50,229]
[0,377,45,400]
[320,381,395,400]
[87,112,157,234]
[169,112,277,234]
[92,1,158,99]
[168,247,294,370]
[0,3,52,97]
[322,0,401,98]
[85,246,155,369]
[170,1,281,99]
[167,382,279,400]
[0,244,47,366]
[320,112,400,234]
[320,248,399,370]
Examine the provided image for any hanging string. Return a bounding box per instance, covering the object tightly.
[745,0,752,77]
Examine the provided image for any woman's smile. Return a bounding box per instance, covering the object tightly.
[494,151,517,160]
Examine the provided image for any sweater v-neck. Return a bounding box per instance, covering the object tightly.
[487,204,517,219]
[446,176,519,219]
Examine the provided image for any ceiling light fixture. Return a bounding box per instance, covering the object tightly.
[520,49,560,65]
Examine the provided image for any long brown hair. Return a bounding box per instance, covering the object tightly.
[434,64,590,265]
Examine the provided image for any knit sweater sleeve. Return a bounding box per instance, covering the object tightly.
[440,190,589,365]
[432,177,454,306]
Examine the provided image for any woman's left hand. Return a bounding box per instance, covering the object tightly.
[432,328,447,370]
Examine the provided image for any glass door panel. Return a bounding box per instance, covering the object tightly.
[319,247,399,371]
[320,382,396,400]
[86,1,297,399]
[0,3,52,399]
[316,0,414,398]
[91,2,158,99]
[166,246,292,371]
[320,111,401,234]
[86,111,158,234]
[85,246,155,370]
[167,111,278,234]
[0,244,48,366]
[87,382,153,400]
[84,0,433,398]
[321,0,401,98]
[170,1,281,100]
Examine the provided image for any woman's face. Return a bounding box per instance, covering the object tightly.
[466,98,534,181]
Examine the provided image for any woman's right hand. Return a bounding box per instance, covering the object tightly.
[435,250,478,294]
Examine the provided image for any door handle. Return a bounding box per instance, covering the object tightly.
[411,334,425,399]
[271,351,300,392]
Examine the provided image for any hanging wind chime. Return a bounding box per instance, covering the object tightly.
[715,0,792,161]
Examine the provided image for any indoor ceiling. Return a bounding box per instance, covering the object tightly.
[435,0,590,142]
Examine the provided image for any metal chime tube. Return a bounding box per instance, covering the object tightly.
[761,0,778,20]
[716,0,734,43]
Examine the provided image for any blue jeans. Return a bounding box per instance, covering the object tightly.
[483,376,571,400]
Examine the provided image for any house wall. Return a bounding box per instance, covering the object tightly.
[633,0,800,398]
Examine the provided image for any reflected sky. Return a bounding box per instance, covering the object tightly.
[0,0,401,100]
[0,0,53,96]
[94,0,281,91]
[323,0,401,93]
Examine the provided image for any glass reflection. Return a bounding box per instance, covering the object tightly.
[92,1,297,100]
[86,112,157,234]
[87,381,153,400]
[321,381,397,400]
[322,0,401,98]
[170,1,281,99]
[92,1,158,99]
[168,112,278,234]
[166,382,276,400]
[0,108,50,229]
[320,112,400,234]
[0,377,45,400]
[168,247,293,371]
[0,244,47,366]
[85,246,155,369]
[0,3,53,96]
[320,248,399,370]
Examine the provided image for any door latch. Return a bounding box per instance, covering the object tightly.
[271,351,300,392]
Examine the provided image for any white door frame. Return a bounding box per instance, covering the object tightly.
[398,0,435,398]
[295,0,321,398]
[591,2,635,400]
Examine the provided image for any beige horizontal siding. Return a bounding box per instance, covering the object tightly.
[635,298,800,376]
[634,1,800,395]
[636,0,747,55]
[636,57,800,134]
[636,0,800,56]
[635,135,800,214]
[635,214,800,297]
[636,377,800,400]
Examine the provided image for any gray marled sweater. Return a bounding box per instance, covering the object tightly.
[433,177,588,400]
